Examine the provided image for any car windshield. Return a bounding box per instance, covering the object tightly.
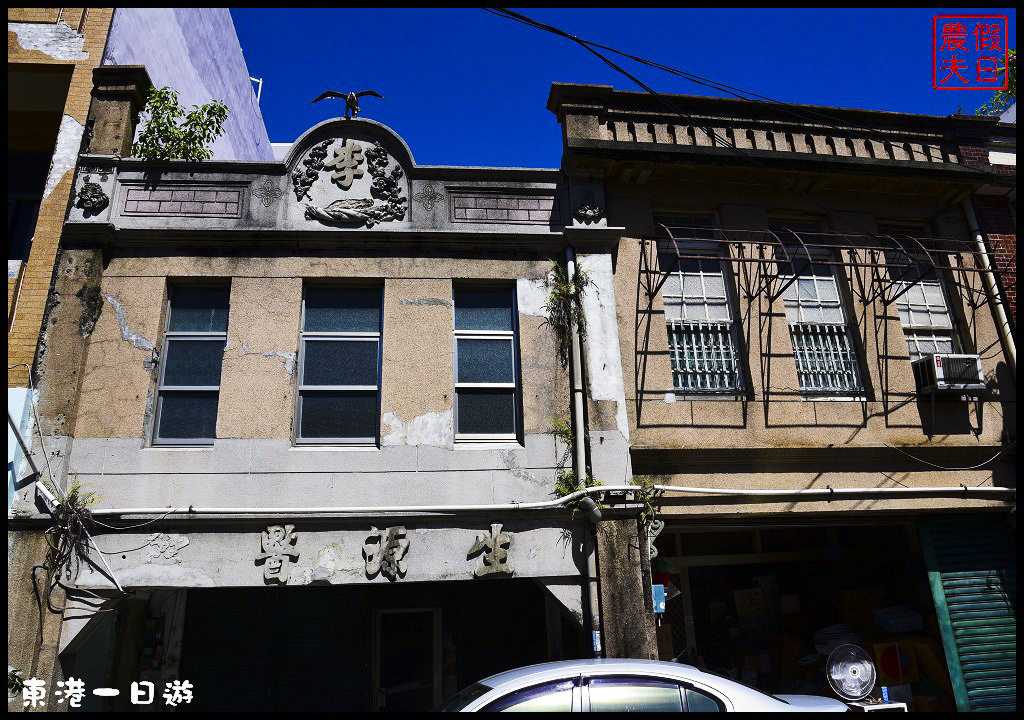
[704,670,789,704]
[431,682,493,712]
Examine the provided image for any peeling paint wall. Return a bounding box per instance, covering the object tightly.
[42,115,84,200]
[579,253,629,441]
[8,21,88,61]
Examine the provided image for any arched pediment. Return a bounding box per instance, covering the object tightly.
[283,118,415,228]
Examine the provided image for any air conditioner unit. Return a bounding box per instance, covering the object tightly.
[912,353,985,393]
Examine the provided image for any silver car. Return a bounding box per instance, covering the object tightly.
[433,659,850,712]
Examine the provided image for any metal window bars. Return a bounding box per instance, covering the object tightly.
[668,320,742,393]
[788,322,863,394]
[634,224,1004,422]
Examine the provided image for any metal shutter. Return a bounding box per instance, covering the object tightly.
[919,514,1016,712]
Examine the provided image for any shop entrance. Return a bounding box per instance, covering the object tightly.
[654,522,956,711]
[371,608,442,711]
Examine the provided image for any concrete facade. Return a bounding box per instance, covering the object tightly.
[9,113,638,709]
[549,83,1016,695]
[7,9,273,710]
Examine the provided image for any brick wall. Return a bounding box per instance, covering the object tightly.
[973,195,1017,329]
[8,8,115,388]
[451,193,561,224]
[122,187,243,217]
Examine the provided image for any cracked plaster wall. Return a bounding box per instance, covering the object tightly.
[67,255,571,510]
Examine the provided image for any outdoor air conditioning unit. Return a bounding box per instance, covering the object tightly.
[912,353,985,393]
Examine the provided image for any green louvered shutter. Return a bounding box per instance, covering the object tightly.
[919,515,1016,713]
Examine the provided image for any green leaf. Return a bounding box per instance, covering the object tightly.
[132,86,229,161]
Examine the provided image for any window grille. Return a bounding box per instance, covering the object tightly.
[154,285,230,445]
[657,224,744,394]
[774,223,864,395]
[788,322,863,393]
[296,287,381,444]
[454,287,519,440]
[667,320,742,392]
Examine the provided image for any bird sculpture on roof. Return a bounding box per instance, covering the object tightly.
[311,90,386,119]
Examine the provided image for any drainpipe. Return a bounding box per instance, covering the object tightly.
[566,245,604,658]
[963,199,1016,378]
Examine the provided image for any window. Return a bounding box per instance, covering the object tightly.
[296,286,382,444]
[482,680,575,712]
[879,226,958,363]
[773,222,864,395]
[684,687,724,712]
[153,285,230,445]
[453,287,519,440]
[657,218,743,394]
[587,677,683,712]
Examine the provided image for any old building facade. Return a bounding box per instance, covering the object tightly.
[9,111,643,710]
[8,8,272,710]
[550,83,1016,712]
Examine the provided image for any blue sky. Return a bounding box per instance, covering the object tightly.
[231,8,1016,168]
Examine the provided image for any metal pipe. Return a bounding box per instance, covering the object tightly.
[81,483,1015,519]
[8,407,40,477]
[962,199,1016,377]
[566,246,589,481]
[566,244,603,658]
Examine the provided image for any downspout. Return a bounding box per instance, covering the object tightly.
[963,199,1016,377]
[567,244,604,658]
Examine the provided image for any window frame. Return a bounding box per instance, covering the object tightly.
[581,675,686,713]
[878,224,961,363]
[452,285,521,443]
[294,284,383,446]
[771,219,866,398]
[480,678,580,712]
[152,284,230,447]
[655,214,746,397]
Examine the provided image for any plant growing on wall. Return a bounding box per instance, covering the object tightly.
[132,86,229,161]
[36,480,101,615]
[8,666,26,698]
[544,261,592,368]
[977,48,1016,116]
[551,416,601,516]
[632,474,662,528]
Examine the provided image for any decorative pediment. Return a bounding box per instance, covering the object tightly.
[285,119,413,228]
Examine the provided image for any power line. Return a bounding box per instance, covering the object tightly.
[488,8,948,155]
[488,8,894,241]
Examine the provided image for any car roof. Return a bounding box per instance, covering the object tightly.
[478,658,722,687]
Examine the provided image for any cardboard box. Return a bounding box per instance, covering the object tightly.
[873,606,924,634]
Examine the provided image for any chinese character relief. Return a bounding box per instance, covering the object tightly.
[302,139,407,227]
[468,523,514,577]
[323,139,365,190]
[256,524,300,583]
[364,526,410,581]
